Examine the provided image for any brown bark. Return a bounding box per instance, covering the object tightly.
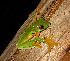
[0,0,70,61]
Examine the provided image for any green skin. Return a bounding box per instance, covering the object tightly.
[17,12,51,49]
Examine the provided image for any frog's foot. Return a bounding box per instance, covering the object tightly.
[33,41,42,48]
[37,5,43,15]
[43,34,58,52]
[46,39,58,47]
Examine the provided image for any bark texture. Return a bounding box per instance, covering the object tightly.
[0,0,70,61]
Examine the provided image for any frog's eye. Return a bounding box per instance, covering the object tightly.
[39,25,44,29]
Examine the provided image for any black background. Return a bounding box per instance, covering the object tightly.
[0,0,40,55]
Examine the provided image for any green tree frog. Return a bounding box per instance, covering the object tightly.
[17,7,58,52]
[17,17,50,49]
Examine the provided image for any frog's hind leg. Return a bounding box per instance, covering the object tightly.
[44,34,58,52]
[44,34,58,46]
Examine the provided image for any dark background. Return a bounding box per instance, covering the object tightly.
[0,0,40,55]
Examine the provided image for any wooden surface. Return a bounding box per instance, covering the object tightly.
[61,50,70,61]
[0,0,70,61]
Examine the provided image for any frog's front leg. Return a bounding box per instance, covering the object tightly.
[34,31,40,37]
[33,41,42,48]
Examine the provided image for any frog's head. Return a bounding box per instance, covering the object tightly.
[31,17,51,32]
